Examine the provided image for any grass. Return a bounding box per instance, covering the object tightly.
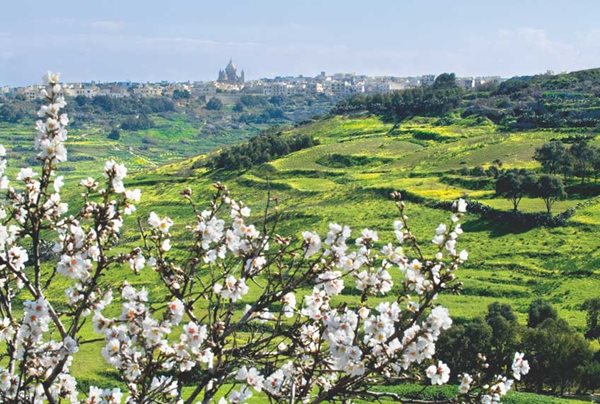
[85,114,599,333]
[1,113,599,401]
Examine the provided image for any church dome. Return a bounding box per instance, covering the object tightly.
[218,59,244,84]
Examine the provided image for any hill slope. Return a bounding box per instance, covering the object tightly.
[129,114,600,329]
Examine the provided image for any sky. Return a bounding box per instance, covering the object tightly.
[1,0,600,86]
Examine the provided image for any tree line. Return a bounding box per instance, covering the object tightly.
[70,94,176,115]
[438,298,600,395]
[120,113,155,131]
[495,169,566,213]
[208,131,316,170]
[0,95,176,124]
[333,68,600,130]
[492,138,600,213]
[534,137,600,184]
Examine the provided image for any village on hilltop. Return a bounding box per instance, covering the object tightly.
[1,60,503,101]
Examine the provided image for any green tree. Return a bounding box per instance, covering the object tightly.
[471,165,486,176]
[527,299,558,328]
[433,73,458,89]
[495,169,537,211]
[569,138,598,184]
[172,89,191,100]
[532,175,566,213]
[593,151,600,182]
[487,165,500,178]
[0,103,25,123]
[120,114,154,131]
[488,159,504,179]
[107,128,121,141]
[534,141,568,175]
[579,360,600,393]
[523,318,592,394]
[206,97,223,111]
[269,95,285,106]
[485,302,519,376]
[582,298,600,343]
[437,318,493,380]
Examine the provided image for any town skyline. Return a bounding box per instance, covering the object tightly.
[2,58,507,88]
[1,59,506,100]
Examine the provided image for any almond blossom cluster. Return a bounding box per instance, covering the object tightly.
[0,73,529,403]
[93,284,212,402]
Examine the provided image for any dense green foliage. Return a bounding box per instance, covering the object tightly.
[439,300,600,395]
[120,113,154,130]
[334,68,600,131]
[72,94,176,115]
[534,141,571,175]
[495,169,538,211]
[206,97,224,110]
[208,131,316,170]
[469,69,600,129]
[533,174,567,213]
[527,299,558,328]
[534,138,600,184]
[333,73,463,121]
[172,89,191,100]
[0,102,27,122]
[583,298,600,343]
[107,128,121,140]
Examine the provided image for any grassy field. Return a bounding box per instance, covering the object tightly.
[1,113,598,401]
[129,114,600,330]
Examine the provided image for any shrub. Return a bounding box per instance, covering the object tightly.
[107,128,121,140]
[120,114,154,130]
[206,97,223,110]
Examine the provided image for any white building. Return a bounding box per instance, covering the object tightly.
[192,82,217,97]
[263,82,297,96]
[324,80,364,96]
[132,85,162,97]
[15,86,43,100]
[66,84,99,98]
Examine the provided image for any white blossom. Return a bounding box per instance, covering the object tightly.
[426,361,450,385]
[511,352,530,380]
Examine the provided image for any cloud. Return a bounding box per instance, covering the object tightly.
[454,27,600,76]
[497,28,577,57]
[3,23,600,85]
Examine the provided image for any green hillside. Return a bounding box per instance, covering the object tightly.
[2,72,600,401]
[38,112,596,400]
[0,92,336,179]
[127,114,600,329]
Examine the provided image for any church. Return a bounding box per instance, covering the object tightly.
[217,59,245,85]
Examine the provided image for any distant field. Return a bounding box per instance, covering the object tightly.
[0,115,264,180]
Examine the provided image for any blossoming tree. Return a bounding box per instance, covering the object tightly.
[0,73,528,403]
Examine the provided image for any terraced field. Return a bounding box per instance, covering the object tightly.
[128,115,600,330]
[1,113,598,401]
